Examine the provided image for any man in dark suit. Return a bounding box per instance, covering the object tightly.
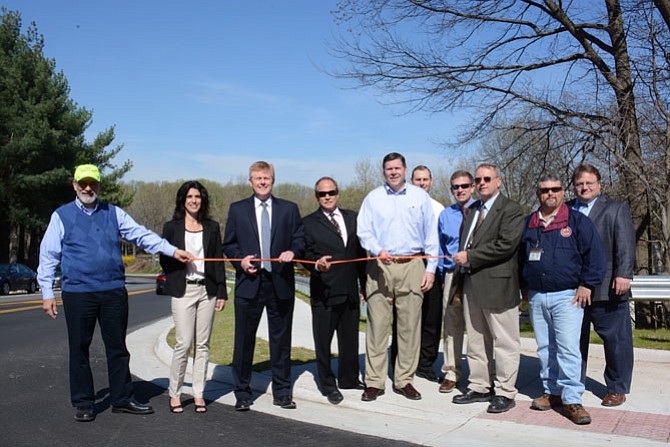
[223,161,305,411]
[302,177,366,405]
[571,164,636,407]
[451,163,524,414]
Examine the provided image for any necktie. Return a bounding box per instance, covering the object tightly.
[467,203,486,248]
[261,202,271,271]
[329,212,342,238]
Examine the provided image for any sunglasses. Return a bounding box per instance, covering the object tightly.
[451,183,472,190]
[77,180,99,188]
[474,176,494,184]
[539,187,563,194]
[317,190,338,198]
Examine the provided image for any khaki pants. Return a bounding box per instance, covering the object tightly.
[364,259,424,389]
[169,284,217,398]
[463,275,520,399]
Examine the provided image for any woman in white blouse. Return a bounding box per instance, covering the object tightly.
[160,181,227,413]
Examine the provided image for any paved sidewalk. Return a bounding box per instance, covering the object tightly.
[128,298,670,446]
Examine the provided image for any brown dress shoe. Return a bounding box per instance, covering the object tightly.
[393,383,422,400]
[601,393,626,407]
[531,393,562,411]
[361,387,385,402]
[562,404,592,425]
[439,379,457,393]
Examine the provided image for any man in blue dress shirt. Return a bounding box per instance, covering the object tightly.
[357,152,439,402]
[37,164,192,422]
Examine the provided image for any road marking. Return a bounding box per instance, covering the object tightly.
[0,289,154,314]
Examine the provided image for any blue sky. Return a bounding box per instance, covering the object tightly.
[4,0,470,187]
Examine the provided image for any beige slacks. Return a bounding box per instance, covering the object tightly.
[463,275,520,399]
[169,283,217,398]
[364,259,424,389]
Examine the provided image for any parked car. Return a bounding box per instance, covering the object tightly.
[53,265,62,290]
[0,263,38,295]
[156,271,166,295]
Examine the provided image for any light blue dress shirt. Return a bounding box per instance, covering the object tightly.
[357,183,439,273]
[37,198,178,299]
[573,196,599,216]
[438,198,475,272]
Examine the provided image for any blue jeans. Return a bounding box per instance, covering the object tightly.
[528,289,584,404]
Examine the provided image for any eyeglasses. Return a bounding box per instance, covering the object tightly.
[474,176,494,184]
[317,190,338,198]
[538,187,563,194]
[574,181,598,188]
[451,183,472,190]
[77,180,99,188]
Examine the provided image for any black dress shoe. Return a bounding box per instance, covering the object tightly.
[416,369,439,382]
[326,390,344,405]
[487,395,516,413]
[272,396,297,409]
[392,383,422,400]
[339,380,365,390]
[235,399,251,411]
[452,389,493,404]
[74,406,95,422]
[111,400,154,415]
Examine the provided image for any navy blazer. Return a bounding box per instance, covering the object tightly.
[568,196,636,302]
[302,208,366,307]
[223,195,305,301]
[159,219,227,299]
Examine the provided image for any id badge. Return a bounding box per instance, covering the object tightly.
[528,248,543,261]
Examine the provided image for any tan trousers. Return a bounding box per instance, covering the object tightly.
[463,275,520,399]
[169,284,217,398]
[365,259,424,389]
[440,271,465,382]
[441,272,495,382]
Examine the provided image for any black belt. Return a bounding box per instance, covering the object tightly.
[186,278,206,286]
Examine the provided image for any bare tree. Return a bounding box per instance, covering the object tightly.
[332,0,670,271]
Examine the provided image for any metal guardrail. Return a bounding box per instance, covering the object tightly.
[630,275,670,301]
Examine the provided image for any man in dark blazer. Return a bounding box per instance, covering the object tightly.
[571,164,636,407]
[223,161,305,411]
[302,177,366,405]
[451,163,524,414]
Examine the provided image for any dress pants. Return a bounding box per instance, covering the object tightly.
[440,271,465,382]
[463,276,520,399]
[233,272,295,400]
[418,273,443,372]
[364,259,423,389]
[311,299,360,393]
[61,288,133,408]
[169,283,218,399]
[580,300,634,394]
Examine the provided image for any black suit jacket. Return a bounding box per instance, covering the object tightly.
[452,193,524,309]
[302,208,366,307]
[159,219,227,299]
[568,196,636,302]
[222,195,305,300]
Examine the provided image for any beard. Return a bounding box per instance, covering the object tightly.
[77,190,97,205]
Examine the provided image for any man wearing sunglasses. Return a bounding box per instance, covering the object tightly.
[450,163,524,414]
[357,152,439,402]
[301,177,367,405]
[519,175,605,425]
[570,164,636,408]
[437,170,494,394]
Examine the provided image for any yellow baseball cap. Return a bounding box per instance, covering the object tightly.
[74,164,101,183]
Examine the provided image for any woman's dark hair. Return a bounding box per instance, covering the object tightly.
[173,180,210,222]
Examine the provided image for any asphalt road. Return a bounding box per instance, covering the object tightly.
[0,276,417,447]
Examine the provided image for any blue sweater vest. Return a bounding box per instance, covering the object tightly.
[56,201,126,293]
